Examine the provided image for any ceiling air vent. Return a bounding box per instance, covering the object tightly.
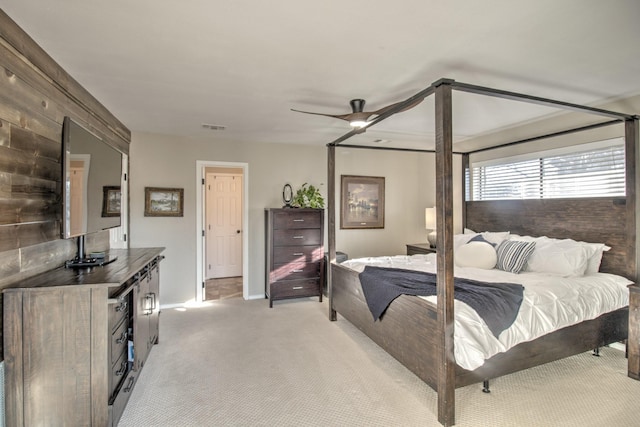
[201,123,227,131]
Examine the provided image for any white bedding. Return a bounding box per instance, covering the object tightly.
[340,253,632,371]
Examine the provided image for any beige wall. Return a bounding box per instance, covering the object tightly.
[129,132,329,304]
[334,148,464,259]
[129,133,459,304]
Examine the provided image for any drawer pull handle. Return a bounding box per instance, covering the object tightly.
[293,219,305,222]
[123,376,135,393]
[293,286,304,290]
[144,294,157,315]
[292,236,304,239]
[291,269,303,273]
[115,360,128,376]
[116,330,128,344]
[292,252,304,256]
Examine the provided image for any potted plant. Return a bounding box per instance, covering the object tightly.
[291,183,324,209]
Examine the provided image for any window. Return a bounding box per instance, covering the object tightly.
[470,140,625,201]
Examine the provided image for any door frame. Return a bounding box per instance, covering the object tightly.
[196,160,249,302]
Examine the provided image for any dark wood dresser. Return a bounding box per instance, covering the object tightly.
[3,247,164,427]
[265,208,324,307]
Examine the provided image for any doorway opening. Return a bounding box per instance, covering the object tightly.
[196,161,249,302]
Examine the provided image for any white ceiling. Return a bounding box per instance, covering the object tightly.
[3,1,640,151]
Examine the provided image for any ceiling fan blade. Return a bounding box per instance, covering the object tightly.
[291,96,423,125]
[290,108,354,122]
[369,97,425,117]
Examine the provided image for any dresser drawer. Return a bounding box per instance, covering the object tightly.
[110,318,130,366]
[273,228,321,246]
[109,370,137,426]
[109,297,129,334]
[270,261,320,282]
[110,349,129,399]
[273,210,321,229]
[273,245,323,264]
[270,278,321,299]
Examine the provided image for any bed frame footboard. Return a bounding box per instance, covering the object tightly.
[332,262,441,389]
[331,263,629,391]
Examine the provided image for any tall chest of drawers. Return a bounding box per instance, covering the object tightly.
[265,208,324,307]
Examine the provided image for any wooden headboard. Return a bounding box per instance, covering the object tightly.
[465,198,635,281]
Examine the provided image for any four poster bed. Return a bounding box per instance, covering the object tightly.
[325,79,639,426]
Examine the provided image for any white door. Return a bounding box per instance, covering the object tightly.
[205,173,243,278]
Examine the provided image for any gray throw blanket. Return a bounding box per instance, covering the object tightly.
[358,266,524,338]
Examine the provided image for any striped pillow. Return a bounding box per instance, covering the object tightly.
[496,240,536,274]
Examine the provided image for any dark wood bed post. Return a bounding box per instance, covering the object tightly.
[328,144,337,320]
[626,117,639,378]
[434,79,456,426]
[461,154,469,231]
[626,117,639,282]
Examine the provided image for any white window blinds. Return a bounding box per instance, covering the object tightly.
[471,142,625,201]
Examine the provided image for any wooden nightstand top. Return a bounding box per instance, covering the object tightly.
[406,243,436,255]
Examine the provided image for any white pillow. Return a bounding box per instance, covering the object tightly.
[524,237,594,277]
[455,241,497,269]
[582,242,611,274]
[454,233,475,251]
[511,234,609,276]
[454,231,510,251]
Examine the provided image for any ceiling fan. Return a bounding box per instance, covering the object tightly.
[291,97,423,129]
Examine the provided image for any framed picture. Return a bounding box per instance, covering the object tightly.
[102,186,121,217]
[340,175,385,229]
[144,187,184,217]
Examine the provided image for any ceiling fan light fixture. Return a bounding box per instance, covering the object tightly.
[349,120,368,128]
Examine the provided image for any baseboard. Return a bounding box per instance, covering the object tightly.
[160,303,186,309]
[609,342,626,352]
[160,294,264,309]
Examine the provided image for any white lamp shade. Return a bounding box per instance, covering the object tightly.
[425,207,437,247]
[424,207,436,230]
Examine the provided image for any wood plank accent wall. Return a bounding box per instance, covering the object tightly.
[0,10,130,293]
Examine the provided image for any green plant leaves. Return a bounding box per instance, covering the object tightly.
[291,183,325,208]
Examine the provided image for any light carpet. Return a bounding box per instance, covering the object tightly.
[119,297,640,426]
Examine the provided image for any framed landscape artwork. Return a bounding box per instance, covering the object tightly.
[144,187,184,217]
[340,175,385,229]
[102,186,121,217]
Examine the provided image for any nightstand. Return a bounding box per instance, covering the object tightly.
[406,243,436,255]
[629,284,640,380]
